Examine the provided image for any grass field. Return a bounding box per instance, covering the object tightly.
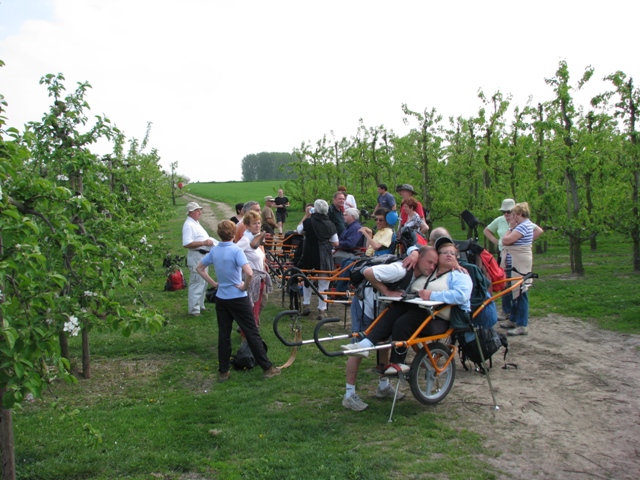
[11,188,640,479]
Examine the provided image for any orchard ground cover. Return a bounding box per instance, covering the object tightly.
[11,191,640,480]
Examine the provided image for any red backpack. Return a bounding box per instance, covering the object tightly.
[478,249,506,292]
[165,269,186,291]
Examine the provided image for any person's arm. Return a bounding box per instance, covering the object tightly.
[418,271,472,304]
[237,263,253,291]
[196,261,219,288]
[401,248,420,269]
[533,225,544,241]
[266,211,277,228]
[502,227,523,246]
[363,266,405,297]
[483,226,499,247]
[184,238,214,250]
[361,228,391,252]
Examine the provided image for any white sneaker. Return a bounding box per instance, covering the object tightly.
[375,384,405,400]
[507,326,528,336]
[500,320,517,329]
[340,342,369,358]
[342,393,369,411]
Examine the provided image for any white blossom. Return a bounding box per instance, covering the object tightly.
[139,235,147,244]
[84,290,97,297]
[56,174,69,181]
[63,316,80,336]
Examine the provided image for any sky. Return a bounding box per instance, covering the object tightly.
[1,0,638,182]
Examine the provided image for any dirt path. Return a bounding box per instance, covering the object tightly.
[183,193,235,234]
[183,194,640,479]
[429,315,640,479]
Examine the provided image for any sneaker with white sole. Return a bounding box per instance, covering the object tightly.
[340,343,369,358]
[375,384,405,400]
[342,393,368,411]
[507,326,528,336]
[500,320,517,329]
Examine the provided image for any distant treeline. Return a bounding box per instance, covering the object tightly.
[241,152,297,181]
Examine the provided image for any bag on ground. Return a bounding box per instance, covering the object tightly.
[164,268,186,291]
[231,340,268,370]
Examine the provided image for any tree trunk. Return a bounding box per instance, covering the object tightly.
[82,328,91,379]
[59,332,69,361]
[0,388,16,480]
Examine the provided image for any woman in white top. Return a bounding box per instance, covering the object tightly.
[235,210,272,327]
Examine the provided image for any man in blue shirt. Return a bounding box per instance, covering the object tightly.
[375,183,396,212]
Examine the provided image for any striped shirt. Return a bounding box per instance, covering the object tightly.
[514,219,534,245]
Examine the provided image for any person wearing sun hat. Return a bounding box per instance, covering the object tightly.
[182,201,218,316]
[395,184,426,229]
[484,198,516,320]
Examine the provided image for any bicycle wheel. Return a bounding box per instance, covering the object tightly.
[410,341,456,405]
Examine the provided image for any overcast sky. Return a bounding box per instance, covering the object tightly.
[1,0,638,182]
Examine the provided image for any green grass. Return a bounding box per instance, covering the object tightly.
[11,192,640,479]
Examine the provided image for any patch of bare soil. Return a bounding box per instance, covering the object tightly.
[183,193,235,234]
[429,314,640,479]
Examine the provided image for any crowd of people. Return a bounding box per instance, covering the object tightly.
[180,187,543,406]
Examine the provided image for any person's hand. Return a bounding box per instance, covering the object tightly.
[204,239,214,246]
[235,281,246,291]
[417,290,432,300]
[402,250,419,269]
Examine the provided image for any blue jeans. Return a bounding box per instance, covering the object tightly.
[510,290,529,327]
[350,299,373,341]
[501,253,512,315]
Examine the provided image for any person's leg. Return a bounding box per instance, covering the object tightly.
[508,290,529,335]
[389,308,449,364]
[501,253,512,316]
[230,297,273,370]
[215,300,234,374]
[187,251,206,315]
[317,279,330,312]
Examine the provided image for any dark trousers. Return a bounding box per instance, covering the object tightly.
[215,296,272,373]
[367,302,450,364]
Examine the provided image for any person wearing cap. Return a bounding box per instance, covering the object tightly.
[261,196,277,238]
[341,238,472,410]
[375,183,396,212]
[182,201,219,316]
[484,198,516,320]
[359,208,394,257]
[274,189,290,234]
[395,184,426,228]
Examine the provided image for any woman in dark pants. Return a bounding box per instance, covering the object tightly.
[196,220,281,382]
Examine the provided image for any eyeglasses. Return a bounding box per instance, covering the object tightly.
[439,251,457,256]
[502,210,511,214]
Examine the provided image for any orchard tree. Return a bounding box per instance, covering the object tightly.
[1,70,166,479]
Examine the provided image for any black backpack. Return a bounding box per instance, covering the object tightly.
[230,340,268,370]
[457,327,509,373]
[348,254,399,288]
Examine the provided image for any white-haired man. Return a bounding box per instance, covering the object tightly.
[182,202,218,316]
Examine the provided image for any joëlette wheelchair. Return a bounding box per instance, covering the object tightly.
[274,270,537,413]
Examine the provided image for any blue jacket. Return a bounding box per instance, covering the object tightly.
[337,220,363,250]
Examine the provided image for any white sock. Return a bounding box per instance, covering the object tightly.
[358,338,374,348]
[345,383,356,398]
[378,378,390,389]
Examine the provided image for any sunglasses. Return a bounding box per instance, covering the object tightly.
[502,210,511,214]
[375,218,385,222]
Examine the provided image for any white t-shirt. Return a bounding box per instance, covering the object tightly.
[236,230,266,272]
[182,216,217,249]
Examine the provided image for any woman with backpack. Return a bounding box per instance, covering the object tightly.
[499,202,543,336]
